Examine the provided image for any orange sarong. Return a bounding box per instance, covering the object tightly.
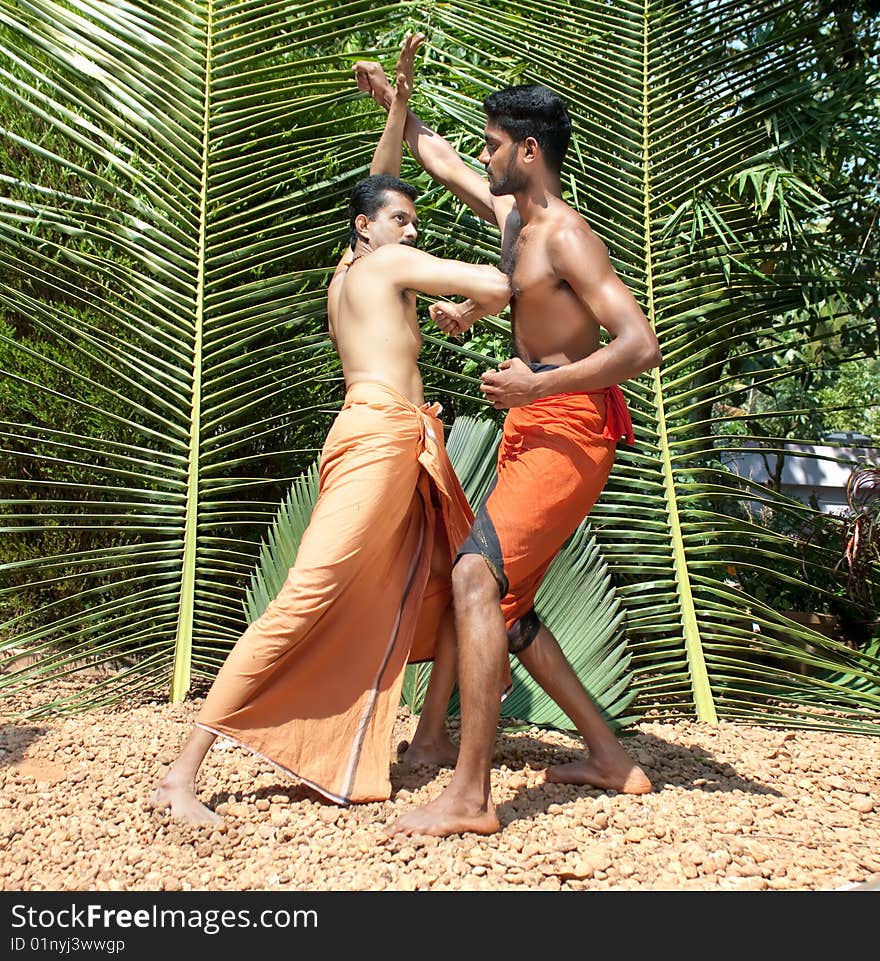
[196,382,473,804]
[457,384,633,653]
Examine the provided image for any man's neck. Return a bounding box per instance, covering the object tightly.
[514,176,562,225]
[352,240,373,261]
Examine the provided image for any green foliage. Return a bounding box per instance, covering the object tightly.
[817,360,880,440]
[1,0,878,731]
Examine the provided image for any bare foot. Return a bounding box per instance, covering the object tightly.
[148,780,222,826]
[384,792,500,838]
[544,755,652,794]
[396,737,459,769]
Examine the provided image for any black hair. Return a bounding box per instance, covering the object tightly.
[483,85,571,174]
[347,174,418,249]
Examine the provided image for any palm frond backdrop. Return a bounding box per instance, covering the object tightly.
[2,0,878,731]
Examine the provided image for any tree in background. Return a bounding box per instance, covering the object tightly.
[1,0,877,732]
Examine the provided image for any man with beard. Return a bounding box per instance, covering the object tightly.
[148,37,509,824]
[354,66,660,836]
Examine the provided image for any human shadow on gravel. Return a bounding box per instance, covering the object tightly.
[626,732,783,797]
[0,724,46,767]
[204,782,325,809]
[483,730,783,826]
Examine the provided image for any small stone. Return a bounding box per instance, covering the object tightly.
[558,860,594,880]
[852,796,874,814]
[583,847,612,872]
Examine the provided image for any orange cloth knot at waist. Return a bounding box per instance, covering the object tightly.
[587,384,635,446]
[524,362,635,446]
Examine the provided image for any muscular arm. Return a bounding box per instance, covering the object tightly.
[370,92,409,176]
[369,244,510,316]
[538,230,660,395]
[401,112,499,223]
[354,56,503,224]
[481,228,660,407]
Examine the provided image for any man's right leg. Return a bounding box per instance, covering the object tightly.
[384,553,507,836]
[516,626,651,794]
[148,726,221,825]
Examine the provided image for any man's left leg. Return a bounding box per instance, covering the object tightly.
[515,625,651,793]
[399,514,459,768]
[399,606,459,768]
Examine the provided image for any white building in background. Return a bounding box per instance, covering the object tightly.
[721,434,880,515]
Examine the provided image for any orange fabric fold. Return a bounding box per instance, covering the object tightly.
[495,391,618,632]
[588,384,635,446]
[196,382,473,804]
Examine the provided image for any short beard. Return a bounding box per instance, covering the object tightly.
[488,154,528,196]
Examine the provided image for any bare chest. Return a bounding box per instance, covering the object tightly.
[502,227,562,302]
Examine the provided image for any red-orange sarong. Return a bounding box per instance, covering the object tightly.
[457,384,633,653]
[196,382,473,804]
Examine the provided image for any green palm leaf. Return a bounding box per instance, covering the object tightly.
[240,463,320,625]
[398,0,880,732]
[2,0,877,734]
[502,522,637,729]
[0,0,371,714]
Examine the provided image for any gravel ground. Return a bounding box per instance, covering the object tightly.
[2,675,878,892]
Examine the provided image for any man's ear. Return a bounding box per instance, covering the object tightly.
[354,212,370,241]
[522,136,540,165]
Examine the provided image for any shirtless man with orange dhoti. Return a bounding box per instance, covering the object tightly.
[354,55,661,837]
[149,36,509,824]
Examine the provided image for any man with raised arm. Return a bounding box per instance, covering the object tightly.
[148,36,509,824]
[354,60,660,837]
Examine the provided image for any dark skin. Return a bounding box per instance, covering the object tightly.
[147,47,509,825]
[355,61,659,836]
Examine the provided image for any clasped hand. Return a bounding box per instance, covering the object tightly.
[480,357,539,409]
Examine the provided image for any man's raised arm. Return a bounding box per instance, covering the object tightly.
[354,57,498,224]
[368,33,423,177]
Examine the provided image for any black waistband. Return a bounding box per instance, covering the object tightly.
[527,362,560,373]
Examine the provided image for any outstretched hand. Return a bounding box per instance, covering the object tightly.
[480,357,540,409]
[354,32,425,108]
[395,33,425,102]
[353,59,392,108]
